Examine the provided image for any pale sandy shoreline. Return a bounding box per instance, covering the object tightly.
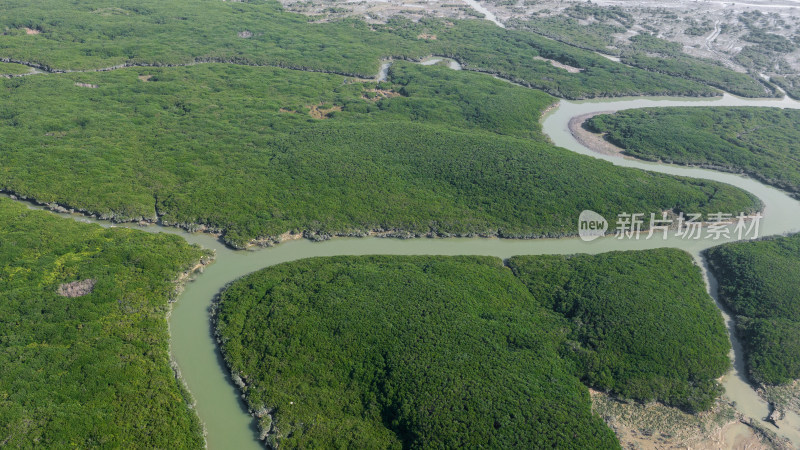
[567,111,630,158]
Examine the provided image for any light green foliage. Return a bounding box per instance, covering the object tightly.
[0,0,720,99]
[0,198,208,447]
[706,234,800,385]
[587,107,800,199]
[0,62,30,75]
[0,63,758,247]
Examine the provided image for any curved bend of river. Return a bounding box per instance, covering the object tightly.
[10,93,800,448]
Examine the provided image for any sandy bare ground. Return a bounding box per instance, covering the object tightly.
[591,389,772,450]
[568,112,630,157]
[23,27,40,35]
[533,56,583,73]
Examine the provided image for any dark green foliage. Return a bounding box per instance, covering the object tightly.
[512,14,766,97]
[685,19,715,37]
[627,34,683,56]
[434,21,717,99]
[741,31,796,53]
[619,53,769,98]
[587,107,800,199]
[0,198,208,447]
[216,250,732,446]
[215,255,620,449]
[771,74,800,99]
[737,318,800,386]
[734,46,789,73]
[0,0,721,99]
[706,233,800,385]
[0,64,757,247]
[508,250,730,412]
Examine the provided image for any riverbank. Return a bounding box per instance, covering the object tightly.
[5,92,800,449]
[569,111,760,174]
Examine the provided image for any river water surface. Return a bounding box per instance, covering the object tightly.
[167,92,800,448]
[171,92,800,448]
[9,91,800,447]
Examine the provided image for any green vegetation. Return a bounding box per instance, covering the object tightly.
[0,61,30,75]
[706,234,800,385]
[772,75,800,99]
[508,250,730,412]
[215,250,731,446]
[587,107,800,199]
[0,0,721,99]
[513,16,623,54]
[215,255,620,448]
[512,9,768,98]
[684,19,715,37]
[734,46,790,73]
[511,5,768,97]
[0,63,758,247]
[512,4,632,55]
[619,35,771,98]
[0,198,209,447]
[741,30,796,53]
[733,13,795,73]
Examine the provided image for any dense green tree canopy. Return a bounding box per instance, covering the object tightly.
[588,107,800,199]
[706,234,800,385]
[215,255,621,448]
[509,250,731,412]
[0,198,209,447]
[0,63,759,247]
[215,250,731,447]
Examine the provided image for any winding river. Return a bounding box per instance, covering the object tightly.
[7,71,800,446]
[167,92,800,449]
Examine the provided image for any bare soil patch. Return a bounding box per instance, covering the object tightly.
[23,27,40,35]
[533,56,583,73]
[591,389,771,449]
[568,112,629,157]
[362,89,401,101]
[308,104,342,119]
[58,279,97,298]
[75,82,98,88]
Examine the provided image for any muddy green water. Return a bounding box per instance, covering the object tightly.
[172,92,800,449]
[10,92,800,448]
